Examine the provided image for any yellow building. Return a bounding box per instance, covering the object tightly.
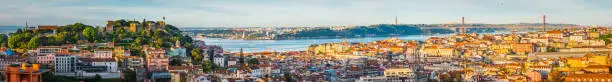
[129,23,138,32]
[384,68,414,77]
[423,48,454,57]
[566,41,581,48]
[503,35,520,41]
[550,42,565,49]
[388,46,403,53]
[588,32,600,39]
[491,44,510,55]
[587,54,608,65]
[567,57,588,68]
[584,65,609,73]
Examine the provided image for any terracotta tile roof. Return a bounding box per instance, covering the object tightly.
[586,65,609,69]
[37,25,58,30]
[566,74,612,79]
[168,66,202,70]
[567,57,586,61]
[546,30,563,34]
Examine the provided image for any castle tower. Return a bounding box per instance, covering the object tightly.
[160,17,166,28]
[105,21,114,32]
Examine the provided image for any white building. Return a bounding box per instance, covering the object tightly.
[37,46,63,55]
[79,58,118,72]
[169,47,187,57]
[169,40,187,57]
[384,68,415,78]
[569,35,584,41]
[93,49,113,58]
[92,59,118,72]
[227,58,237,66]
[213,54,226,67]
[259,65,272,77]
[251,69,262,77]
[530,38,549,45]
[55,54,76,73]
[126,56,144,68]
[191,74,211,82]
[357,76,414,82]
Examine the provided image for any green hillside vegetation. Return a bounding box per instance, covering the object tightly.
[276,24,454,39]
[3,19,194,57]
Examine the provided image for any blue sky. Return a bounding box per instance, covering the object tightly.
[0,0,611,27]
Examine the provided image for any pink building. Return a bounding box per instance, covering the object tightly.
[36,55,55,64]
[36,46,67,64]
[145,48,168,72]
[0,55,24,71]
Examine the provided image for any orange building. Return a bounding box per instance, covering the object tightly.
[545,30,563,38]
[511,43,534,54]
[565,74,612,82]
[2,63,50,82]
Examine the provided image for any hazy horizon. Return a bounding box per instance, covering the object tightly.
[1,0,611,27]
[0,22,587,28]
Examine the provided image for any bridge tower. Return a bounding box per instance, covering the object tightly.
[394,16,398,25]
[461,17,465,34]
[542,15,546,31]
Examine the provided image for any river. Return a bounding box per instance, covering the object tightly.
[195,32,511,52]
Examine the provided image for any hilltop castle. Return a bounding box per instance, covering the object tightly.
[104,17,166,33]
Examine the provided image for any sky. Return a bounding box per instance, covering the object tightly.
[0,0,611,27]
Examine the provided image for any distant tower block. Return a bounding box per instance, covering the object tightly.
[542,15,546,31]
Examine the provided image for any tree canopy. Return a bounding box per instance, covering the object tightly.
[4,20,195,58]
